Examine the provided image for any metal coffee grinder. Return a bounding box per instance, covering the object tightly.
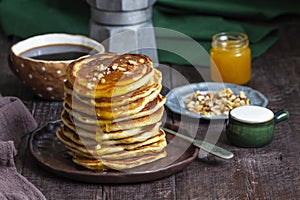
[86,0,158,64]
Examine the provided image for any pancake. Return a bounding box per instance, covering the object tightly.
[64,93,166,123]
[72,155,105,171]
[96,124,162,145]
[68,53,153,87]
[61,109,162,140]
[102,150,167,170]
[99,136,167,160]
[66,146,95,160]
[66,82,162,109]
[65,87,163,120]
[56,126,166,157]
[72,150,167,171]
[61,122,162,146]
[60,125,97,146]
[64,106,164,132]
[68,53,154,98]
[99,123,160,140]
[64,68,162,108]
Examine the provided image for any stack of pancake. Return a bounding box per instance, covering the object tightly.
[56,52,167,171]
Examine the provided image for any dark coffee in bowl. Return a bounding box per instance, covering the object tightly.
[20,44,97,61]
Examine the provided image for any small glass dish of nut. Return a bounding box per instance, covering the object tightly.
[165,82,269,120]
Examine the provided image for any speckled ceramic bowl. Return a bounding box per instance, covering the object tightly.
[9,33,105,100]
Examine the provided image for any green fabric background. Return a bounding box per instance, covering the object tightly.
[0,0,299,65]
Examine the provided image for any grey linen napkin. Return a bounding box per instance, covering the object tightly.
[0,96,46,200]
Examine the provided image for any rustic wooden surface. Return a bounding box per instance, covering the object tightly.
[1,16,300,200]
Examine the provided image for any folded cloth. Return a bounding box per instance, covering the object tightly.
[0,0,299,65]
[0,97,37,147]
[0,96,46,200]
[0,141,46,200]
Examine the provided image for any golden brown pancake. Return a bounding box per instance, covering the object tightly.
[64,94,166,124]
[71,155,105,171]
[56,126,166,157]
[64,89,164,121]
[61,109,163,140]
[63,106,164,132]
[66,146,95,159]
[68,53,154,98]
[64,67,162,108]
[72,150,166,171]
[61,122,162,146]
[60,125,97,146]
[99,136,167,160]
[65,83,162,109]
[96,125,162,145]
[102,150,167,170]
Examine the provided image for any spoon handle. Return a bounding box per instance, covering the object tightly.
[163,128,234,160]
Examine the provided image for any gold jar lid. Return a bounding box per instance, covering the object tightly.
[212,32,249,50]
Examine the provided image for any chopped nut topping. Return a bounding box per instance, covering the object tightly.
[138,58,145,64]
[128,60,137,65]
[112,64,118,70]
[97,73,104,79]
[86,82,95,89]
[90,99,96,105]
[185,88,251,117]
[100,78,106,84]
[97,64,106,71]
[118,67,126,71]
[124,71,131,75]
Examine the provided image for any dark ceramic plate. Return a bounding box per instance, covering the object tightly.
[166,82,269,120]
[30,120,199,184]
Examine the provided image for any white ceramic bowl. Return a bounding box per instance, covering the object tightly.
[9,33,105,100]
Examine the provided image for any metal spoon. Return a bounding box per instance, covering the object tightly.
[163,127,234,160]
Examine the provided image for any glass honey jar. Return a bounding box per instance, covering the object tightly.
[210,32,251,85]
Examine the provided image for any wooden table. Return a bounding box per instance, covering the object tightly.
[1,16,300,200]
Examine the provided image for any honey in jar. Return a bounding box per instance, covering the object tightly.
[210,32,251,85]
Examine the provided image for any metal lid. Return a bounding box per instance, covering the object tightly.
[86,0,156,11]
[90,7,152,25]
